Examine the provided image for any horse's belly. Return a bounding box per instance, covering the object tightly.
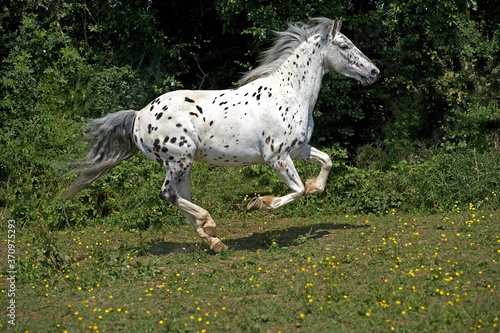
[194,146,264,167]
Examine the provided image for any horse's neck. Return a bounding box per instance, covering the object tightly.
[275,36,326,113]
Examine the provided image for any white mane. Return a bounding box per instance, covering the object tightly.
[238,17,336,86]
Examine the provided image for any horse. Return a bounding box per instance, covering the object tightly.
[65,17,379,252]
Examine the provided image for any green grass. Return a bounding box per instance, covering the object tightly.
[1,206,499,332]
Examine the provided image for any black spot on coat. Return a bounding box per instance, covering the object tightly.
[153,139,161,152]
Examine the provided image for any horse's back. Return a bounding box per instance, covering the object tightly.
[133,87,269,167]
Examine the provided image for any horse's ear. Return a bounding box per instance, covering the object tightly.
[329,18,342,39]
[335,18,342,32]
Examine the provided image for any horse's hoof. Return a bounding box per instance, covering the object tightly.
[210,240,227,253]
[305,178,325,195]
[246,197,262,210]
[304,179,317,194]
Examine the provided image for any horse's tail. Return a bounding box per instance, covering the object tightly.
[64,110,138,199]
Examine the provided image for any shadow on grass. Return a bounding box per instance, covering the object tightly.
[228,222,367,251]
[148,221,368,255]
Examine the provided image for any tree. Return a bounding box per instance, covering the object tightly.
[1,0,498,224]
[375,0,499,150]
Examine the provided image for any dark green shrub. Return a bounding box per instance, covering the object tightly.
[397,149,500,211]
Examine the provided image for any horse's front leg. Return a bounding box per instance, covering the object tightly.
[297,145,332,195]
[247,155,305,211]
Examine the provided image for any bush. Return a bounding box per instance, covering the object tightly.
[346,146,500,213]
[396,148,500,211]
[3,141,499,232]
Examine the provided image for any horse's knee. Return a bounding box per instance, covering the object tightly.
[324,155,333,170]
[159,186,177,203]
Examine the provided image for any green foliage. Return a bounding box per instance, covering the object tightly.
[396,148,500,211]
[376,0,500,150]
[353,146,499,213]
[329,166,404,214]
[1,0,499,232]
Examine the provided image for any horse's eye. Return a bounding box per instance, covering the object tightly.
[339,44,350,50]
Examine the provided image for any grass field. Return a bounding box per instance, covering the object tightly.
[1,206,499,332]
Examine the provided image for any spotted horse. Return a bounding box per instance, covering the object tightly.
[65,18,379,252]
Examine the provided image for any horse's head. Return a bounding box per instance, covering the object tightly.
[322,19,379,86]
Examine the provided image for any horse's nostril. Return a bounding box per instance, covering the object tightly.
[371,68,380,77]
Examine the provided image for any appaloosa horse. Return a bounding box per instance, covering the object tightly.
[65,18,379,252]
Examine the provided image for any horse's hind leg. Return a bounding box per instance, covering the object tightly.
[177,176,226,252]
[160,166,226,253]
